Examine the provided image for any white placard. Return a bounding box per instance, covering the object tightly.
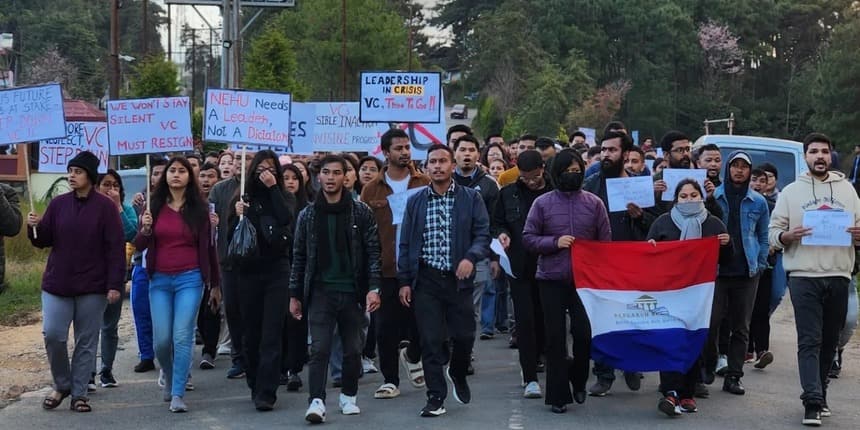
[491,239,515,279]
[0,83,66,145]
[204,88,293,148]
[38,121,108,173]
[387,186,425,225]
[661,168,708,201]
[801,210,853,247]
[605,176,655,212]
[107,97,193,155]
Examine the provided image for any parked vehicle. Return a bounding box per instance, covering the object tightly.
[693,134,807,189]
[450,104,468,119]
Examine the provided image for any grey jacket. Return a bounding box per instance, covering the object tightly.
[209,177,241,267]
[0,183,22,288]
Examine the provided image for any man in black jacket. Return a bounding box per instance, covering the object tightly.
[289,155,382,424]
[583,131,652,396]
[0,183,22,295]
[492,150,552,399]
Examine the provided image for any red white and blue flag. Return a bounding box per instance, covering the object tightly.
[571,238,719,373]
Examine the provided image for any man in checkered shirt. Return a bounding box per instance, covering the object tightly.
[397,144,491,418]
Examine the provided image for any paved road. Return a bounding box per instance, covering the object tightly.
[2,297,858,429]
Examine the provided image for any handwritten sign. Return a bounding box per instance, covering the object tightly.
[38,121,108,173]
[204,89,292,149]
[802,210,853,247]
[307,102,390,152]
[605,176,655,212]
[661,168,708,201]
[0,83,66,145]
[107,96,192,155]
[387,186,425,225]
[359,72,442,123]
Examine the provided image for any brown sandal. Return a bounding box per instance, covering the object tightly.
[70,398,92,413]
[42,391,69,410]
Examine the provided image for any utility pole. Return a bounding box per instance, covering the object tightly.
[109,0,120,100]
[341,0,347,99]
[407,3,414,71]
[191,28,197,110]
[232,0,241,88]
[220,0,230,88]
[142,0,149,56]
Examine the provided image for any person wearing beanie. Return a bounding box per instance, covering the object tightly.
[491,149,553,399]
[706,150,770,396]
[27,150,126,413]
[523,149,611,413]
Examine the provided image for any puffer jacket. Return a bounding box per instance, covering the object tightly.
[522,189,611,281]
[288,198,381,307]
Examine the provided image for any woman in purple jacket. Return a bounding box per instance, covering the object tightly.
[523,149,611,413]
[28,151,126,413]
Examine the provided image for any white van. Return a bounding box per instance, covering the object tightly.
[693,134,807,190]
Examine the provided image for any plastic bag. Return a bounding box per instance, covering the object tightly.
[227,216,258,263]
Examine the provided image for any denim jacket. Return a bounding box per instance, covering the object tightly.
[714,185,770,277]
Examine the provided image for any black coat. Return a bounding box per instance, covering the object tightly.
[491,179,551,278]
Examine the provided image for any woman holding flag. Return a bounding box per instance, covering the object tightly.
[647,179,731,417]
[522,149,611,414]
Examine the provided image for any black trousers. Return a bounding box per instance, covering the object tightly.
[197,288,221,358]
[220,267,245,368]
[659,357,702,399]
[376,277,421,387]
[238,269,288,406]
[539,280,591,407]
[414,266,475,402]
[364,312,377,359]
[509,276,544,384]
[749,268,774,354]
[307,289,364,402]
[281,310,308,375]
[705,275,759,378]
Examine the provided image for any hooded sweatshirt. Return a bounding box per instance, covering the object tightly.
[768,171,860,279]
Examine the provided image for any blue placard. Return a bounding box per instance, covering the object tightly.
[359,71,442,124]
[0,83,66,145]
[204,88,292,148]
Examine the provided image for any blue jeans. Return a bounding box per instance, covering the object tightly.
[769,253,787,314]
[149,269,204,397]
[474,261,496,335]
[131,265,154,360]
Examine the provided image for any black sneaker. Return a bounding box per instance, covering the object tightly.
[694,382,710,399]
[466,363,475,376]
[226,364,246,379]
[87,375,97,393]
[199,353,215,370]
[99,370,118,388]
[287,372,303,392]
[623,371,642,391]
[446,367,471,404]
[722,376,745,395]
[820,403,831,418]
[803,404,822,426]
[134,359,155,373]
[479,332,494,340]
[332,377,342,388]
[420,399,446,417]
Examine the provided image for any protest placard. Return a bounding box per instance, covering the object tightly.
[802,210,853,247]
[107,96,192,155]
[661,168,708,201]
[359,72,442,123]
[204,89,293,149]
[308,102,390,152]
[39,121,108,173]
[605,176,655,212]
[0,83,66,145]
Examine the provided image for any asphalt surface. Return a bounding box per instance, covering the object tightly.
[1,294,859,429]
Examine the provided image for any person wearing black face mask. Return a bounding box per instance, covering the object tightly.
[523,149,611,413]
[583,132,655,395]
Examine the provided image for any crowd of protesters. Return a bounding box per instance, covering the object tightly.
[5,121,858,427]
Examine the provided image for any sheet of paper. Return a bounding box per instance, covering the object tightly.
[605,176,656,212]
[801,210,853,247]
[490,239,516,279]
[387,187,425,225]
[661,168,708,201]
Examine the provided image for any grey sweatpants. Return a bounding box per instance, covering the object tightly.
[42,291,106,399]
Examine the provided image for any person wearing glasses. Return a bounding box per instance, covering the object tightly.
[653,131,723,219]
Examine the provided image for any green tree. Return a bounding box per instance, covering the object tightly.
[128,56,180,98]
[243,25,309,100]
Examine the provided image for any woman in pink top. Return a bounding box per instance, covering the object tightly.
[135,157,220,413]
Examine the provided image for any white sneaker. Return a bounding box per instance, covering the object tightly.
[157,369,166,388]
[523,381,543,399]
[715,354,729,376]
[217,345,232,356]
[305,398,326,423]
[362,356,379,374]
[339,393,361,415]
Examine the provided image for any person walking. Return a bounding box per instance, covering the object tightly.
[232,150,296,411]
[397,144,491,417]
[647,179,732,416]
[136,157,220,413]
[522,149,611,413]
[94,170,139,388]
[768,133,860,426]
[28,151,125,413]
[0,181,21,296]
[289,155,382,423]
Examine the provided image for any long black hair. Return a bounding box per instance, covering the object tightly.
[282,163,309,210]
[150,156,208,235]
[245,150,286,198]
[97,169,126,203]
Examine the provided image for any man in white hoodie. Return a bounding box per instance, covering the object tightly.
[768,132,860,427]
